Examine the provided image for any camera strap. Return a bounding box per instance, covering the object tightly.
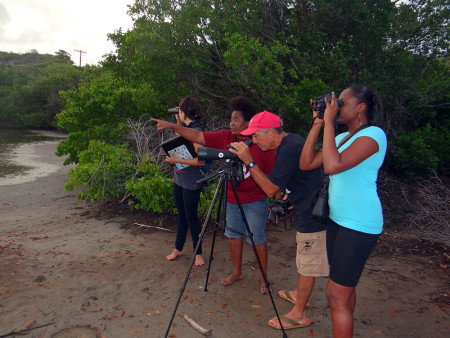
[337,124,370,149]
[321,123,371,185]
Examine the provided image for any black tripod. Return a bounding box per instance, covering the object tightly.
[164,160,287,337]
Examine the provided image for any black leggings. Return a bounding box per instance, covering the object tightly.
[326,219,379,287]
[173,183,202,254]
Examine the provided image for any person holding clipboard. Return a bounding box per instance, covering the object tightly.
[165,96,205,266]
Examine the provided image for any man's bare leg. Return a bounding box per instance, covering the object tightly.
[268,274,314,327]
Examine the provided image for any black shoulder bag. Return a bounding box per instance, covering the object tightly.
[311,124,370,223]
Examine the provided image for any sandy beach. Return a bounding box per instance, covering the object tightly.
[0,133,448,337]
[0,130,67,186]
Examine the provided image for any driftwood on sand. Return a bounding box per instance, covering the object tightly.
[183,314,211,336]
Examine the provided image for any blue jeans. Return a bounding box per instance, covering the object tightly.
[225,198,268,245]
[173,183,202,254]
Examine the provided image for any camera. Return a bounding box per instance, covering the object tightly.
[197,147,245,181]
[197,138,253,162]
[311,92,344,119]
[269,199,287,217]
[168,107,179,115]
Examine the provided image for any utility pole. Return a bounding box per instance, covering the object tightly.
[74,49,87,67]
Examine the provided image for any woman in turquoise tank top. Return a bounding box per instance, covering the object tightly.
[300,84,387,338]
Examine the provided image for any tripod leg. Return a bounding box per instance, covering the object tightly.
[203,178,226,292]
[229,181,287,336]
[203,229,217,292]
[164,176,225,338]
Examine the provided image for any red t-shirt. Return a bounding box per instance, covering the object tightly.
[202,129,275,204]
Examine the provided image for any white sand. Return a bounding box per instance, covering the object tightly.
[0,141,64,186]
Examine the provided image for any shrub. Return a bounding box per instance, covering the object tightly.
[392,124,449,178]
[65,140,134,202]
[125,158,176,213]
[19,113,49,128]
[197,178,221,219]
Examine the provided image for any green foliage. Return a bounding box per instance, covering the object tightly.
[0,53,81,128]
[197,179,221,218]
[179,1,448,177]
[55,69,155,164]
[223,33,286,92]
[65,140,134,202]
[120,156,221,216]
[4,0,448,217]
[54,0,449,218]
[0,50,70,66]
[55,50,75,65]
[275,79,329,136]
[392,124,450,178]
[125,159,176,213]
[19,113,48,128]
[392,0,450,56]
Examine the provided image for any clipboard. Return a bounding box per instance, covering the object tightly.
[161,136,197,170]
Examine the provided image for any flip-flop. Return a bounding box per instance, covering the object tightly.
[268,315,311,330]
[277,290,310,307]
[278,290,296,304]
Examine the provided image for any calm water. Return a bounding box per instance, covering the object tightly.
[0,129,61,177]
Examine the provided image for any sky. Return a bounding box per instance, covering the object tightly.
[0,0,135,66]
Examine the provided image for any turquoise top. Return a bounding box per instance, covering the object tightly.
[329,126,387,234]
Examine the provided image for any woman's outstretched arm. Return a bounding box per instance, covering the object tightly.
[151,118,206,145]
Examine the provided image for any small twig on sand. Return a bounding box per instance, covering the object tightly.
[0,322,55,337]
[184,314,211,336]
[133,223,173,232]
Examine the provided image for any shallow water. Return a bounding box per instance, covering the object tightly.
[0,129,61,177]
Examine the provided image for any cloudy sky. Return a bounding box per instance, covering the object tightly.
[0,0,134,66]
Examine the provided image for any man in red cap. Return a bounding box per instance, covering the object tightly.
[229,111,328,330]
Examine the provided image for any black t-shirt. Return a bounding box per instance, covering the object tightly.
[268,133,325,233]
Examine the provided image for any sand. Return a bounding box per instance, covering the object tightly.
[0,130,66,186]
[0,133,448,337]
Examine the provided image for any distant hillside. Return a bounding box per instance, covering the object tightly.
[0,50,80,129]
[0,50,73,67]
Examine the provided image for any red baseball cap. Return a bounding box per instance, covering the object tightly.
[240,111,282,136]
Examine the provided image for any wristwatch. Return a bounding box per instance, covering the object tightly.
[247,162,256,168]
